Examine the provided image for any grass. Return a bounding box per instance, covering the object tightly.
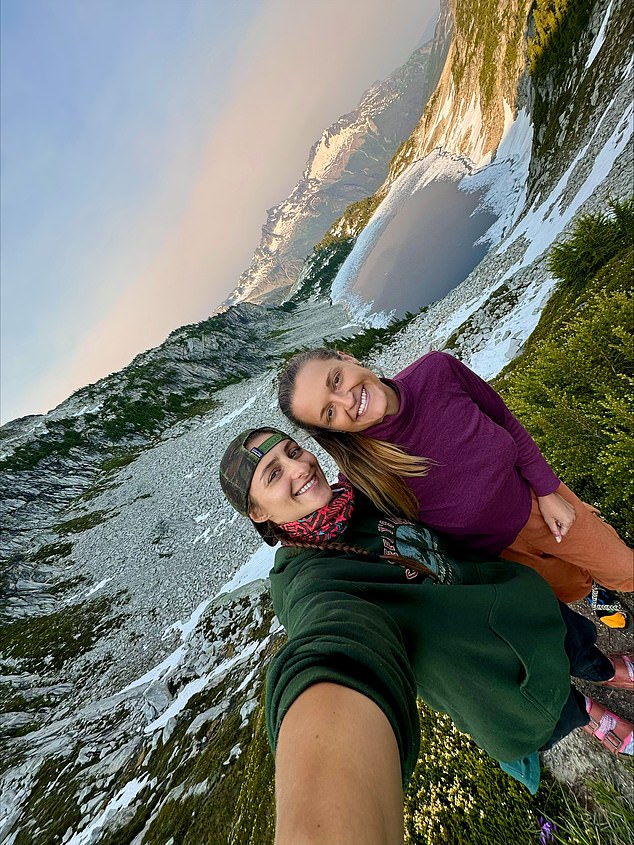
[48,574,86,596]
[537,774,634,845]
[0,427,85,473]
[94,593,280,845]
[404,703,571,845]
[53,510,114,535]
[267,327,293,340]
[101,450,141,472]
[11,756,84,845]
[0,592,128,672]
[28,542,73,562]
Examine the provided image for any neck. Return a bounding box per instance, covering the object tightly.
[279,480,355,544]
[383,381,400,416]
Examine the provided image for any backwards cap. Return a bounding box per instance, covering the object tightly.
[219,427,291,545]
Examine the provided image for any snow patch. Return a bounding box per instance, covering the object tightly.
[216,543,277,597]
[223,744,242,766]
[143,639,263,734]
[459,106,534,244]
[585,0,614,69]
[66,776,153,845]
[72,404,102,417]
[84,578,111,598]
[206,391,260,431]
[162,597,213,642]
[120,645,186,693]
[466,274,558,379]
[144,675,210,734]
[501,98,632,267]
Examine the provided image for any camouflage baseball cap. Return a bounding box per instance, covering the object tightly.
[219,427,291,545]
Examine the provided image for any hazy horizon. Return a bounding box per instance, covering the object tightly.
[0,0,439,424]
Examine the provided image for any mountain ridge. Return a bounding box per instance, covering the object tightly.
[225,4,452,306]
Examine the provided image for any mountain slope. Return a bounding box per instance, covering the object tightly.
[225,7,452,306]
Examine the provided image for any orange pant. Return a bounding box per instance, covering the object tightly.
[499,483,634,603]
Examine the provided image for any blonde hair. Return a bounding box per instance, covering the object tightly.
[278,348,431,521]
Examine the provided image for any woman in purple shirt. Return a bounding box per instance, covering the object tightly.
[277,349,633,621]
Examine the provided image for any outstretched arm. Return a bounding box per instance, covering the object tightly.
[275,682,404,845]
[266,576,420,844]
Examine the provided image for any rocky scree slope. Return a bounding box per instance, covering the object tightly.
[0,300,358,844]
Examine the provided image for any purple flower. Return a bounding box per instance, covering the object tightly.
[537,816,557,844]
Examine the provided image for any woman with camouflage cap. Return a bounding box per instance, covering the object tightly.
[219,426,633,845]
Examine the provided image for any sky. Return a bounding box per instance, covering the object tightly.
[0,0,439,424]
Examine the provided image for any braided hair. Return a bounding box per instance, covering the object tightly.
[264,522,439,582]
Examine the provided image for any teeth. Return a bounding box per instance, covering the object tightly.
[357,387,367,418]
[296,477,316,495]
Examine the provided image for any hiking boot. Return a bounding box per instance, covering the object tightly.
[586,583,633,630]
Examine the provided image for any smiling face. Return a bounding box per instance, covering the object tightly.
[247,432,332,525]
[290,354,400,433]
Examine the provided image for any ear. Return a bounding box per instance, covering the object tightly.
[336,350,358,364]
[248,503,270,523]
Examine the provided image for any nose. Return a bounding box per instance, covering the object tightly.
[329,387,355,411]
[281,451,309,475]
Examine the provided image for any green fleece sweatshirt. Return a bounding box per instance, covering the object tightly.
[265,503,570,786]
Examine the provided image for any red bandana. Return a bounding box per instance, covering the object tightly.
[280,480,355,544]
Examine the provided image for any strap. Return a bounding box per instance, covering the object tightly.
[249,432,287,460]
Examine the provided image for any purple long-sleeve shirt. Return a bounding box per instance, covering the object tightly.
[364,351,560,553]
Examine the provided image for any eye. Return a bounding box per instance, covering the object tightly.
[333,371,341,388]
[326,406,334,423]
[289,445,302,459]
[268,466,280,483]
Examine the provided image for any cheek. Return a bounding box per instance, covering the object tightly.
[248,487,268,520]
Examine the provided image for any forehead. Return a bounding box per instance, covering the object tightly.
[247,435,290,492]
[291,358,334,415]
[294,357,347,394]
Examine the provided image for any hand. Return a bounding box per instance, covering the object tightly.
[537,492,576,543]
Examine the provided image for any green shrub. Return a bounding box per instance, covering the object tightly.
[325,309,423,361]
[317,195,382,250]
[548,199,634,293]
[291,238,356,302]
[528,0,597,153]
[528,0,595,82]
[102,398,165,441]
[0,428,84,472]
[28,542,73,562]
[501,286,633,538]
[497,203,634,540]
